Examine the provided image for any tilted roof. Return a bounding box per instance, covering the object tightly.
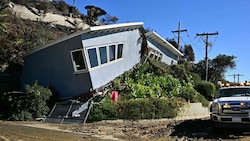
[145,31,183,57]
[25,22,144,56]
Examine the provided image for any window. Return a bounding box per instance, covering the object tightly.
[149,49,162,61]
[99,46,107,64]
[158,54,162,61]
[88,48,98,68]
[154,55,158,60]
[109,45,116,61]
[219,88,250,98]
[71,50,86,71]
[117,44,123,59]
[149,53,154,58]
[86,43,124,69]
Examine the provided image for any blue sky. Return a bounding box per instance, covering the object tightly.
[65,0,250,82]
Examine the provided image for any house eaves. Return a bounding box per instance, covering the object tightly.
[145,31,183,57]
[25,22,144,56]
[89,22,143,34]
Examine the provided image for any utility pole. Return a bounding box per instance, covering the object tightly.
[228,74,243,83]
[196,32,218,82]
[228,74,236,83]
[171,21,187,51]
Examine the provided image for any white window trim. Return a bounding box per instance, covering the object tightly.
[149,49,163,61]
[70,49,88,74]
[85,42,124,71]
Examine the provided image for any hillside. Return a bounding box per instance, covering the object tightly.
[0,1,94,93]
[1,1,91,66]
[9,2,90,29]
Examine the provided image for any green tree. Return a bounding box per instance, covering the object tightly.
[101,14,118,25]
[85,5,107,25]
[183,44,195,62]
[166,38,179,49]
[0,0,9,33]
[193,54,236,84]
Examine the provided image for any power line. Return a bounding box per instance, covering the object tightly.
[196,32,219,82]
[185,31,197,43]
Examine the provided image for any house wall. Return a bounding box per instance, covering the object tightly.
[81,30,141,90]
[21,36,92,99]
[22,29,142,99]
[147,40,178,64]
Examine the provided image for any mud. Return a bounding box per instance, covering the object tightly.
[1,117,250,141]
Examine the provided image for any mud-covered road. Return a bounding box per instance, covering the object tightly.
[1,117,250,141]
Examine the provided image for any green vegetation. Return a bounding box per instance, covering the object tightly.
[1,81,52,121]
[88,96,118,121]
[88,59,212,121]
[192,54,236,84]
[116,98,185,120]
[0,0,9,33]
[88,95,186,121]
[112,59,209,103]
[0,0,237,121]
[195,81,216,101]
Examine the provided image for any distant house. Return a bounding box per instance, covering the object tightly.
[145,31,183,64]
[21,22,183,100]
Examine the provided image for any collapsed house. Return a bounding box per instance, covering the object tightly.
[21,22,183,123]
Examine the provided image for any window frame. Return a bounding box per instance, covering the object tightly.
[149,49,163,61]
[117,43,123,59]
[85,42,124,70]
[70,49,88,73]
[109,44,116,62]
[87,47,99,68]
[99,46,108,64]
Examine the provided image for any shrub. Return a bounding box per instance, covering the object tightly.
[87,95,186,121]
[88,96,117,121]
[87,104,106,121]
[152,98,176,119]
[111,62,209,106]
[116,98,185,120]
[117,99,144,120]
[169,64,189,82]
[119,65,183,99]
[194,81,216,101]
[7,81,52,121]
[56,1,69,14]
[197,94,210,107]
[35,2,49,13]
[179,81,199,103]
